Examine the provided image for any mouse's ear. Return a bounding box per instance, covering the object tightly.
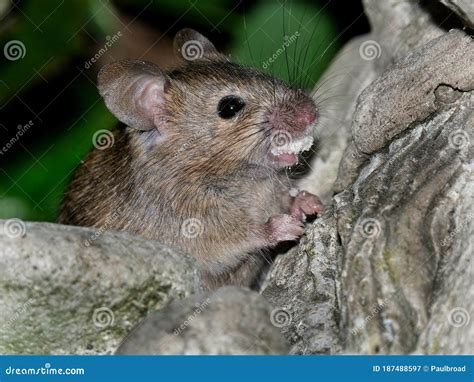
[173,28,226,62]
[98,60,169,131]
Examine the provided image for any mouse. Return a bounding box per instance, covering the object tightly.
[58,28,324,290]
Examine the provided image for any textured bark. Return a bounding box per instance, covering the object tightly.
[262,0,473,354]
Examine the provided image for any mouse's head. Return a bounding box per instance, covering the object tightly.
[98,29,317,171]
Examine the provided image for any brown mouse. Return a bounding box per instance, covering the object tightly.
[58,29,324,290]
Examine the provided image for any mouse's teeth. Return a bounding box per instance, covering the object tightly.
[270,136,314,156]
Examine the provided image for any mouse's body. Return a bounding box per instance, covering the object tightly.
[58,29,323,289]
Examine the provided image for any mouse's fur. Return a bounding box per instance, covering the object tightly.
[58,29,323,289]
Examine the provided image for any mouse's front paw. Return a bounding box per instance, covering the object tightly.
[290,190,324,221]
[265,214,305,244]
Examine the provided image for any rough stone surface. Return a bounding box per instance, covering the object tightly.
[261,211,341,354]
[363,0,445,68]
[336,92,472,354]
[116,286,289,355]
[0,221,201,355]
[353,30,474,154]
[440,0,474,29]
[262,0,473,355]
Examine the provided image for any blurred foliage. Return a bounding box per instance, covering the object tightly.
[231,1,338,87]
[0,0,339,222]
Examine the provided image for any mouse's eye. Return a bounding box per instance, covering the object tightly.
[217,95,245,119]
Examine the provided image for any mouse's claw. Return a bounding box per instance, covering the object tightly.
[265,214,305,245]
[290,190,324,222]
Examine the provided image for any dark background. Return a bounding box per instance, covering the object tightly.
[0,0,369,221]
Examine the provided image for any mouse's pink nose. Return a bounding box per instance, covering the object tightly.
[295,107,317,127]
[293,99,318,131]
[267,97,317,135]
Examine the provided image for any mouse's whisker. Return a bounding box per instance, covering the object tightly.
[209,121,270,161]
[311,70,355,97]
[225,117,269,136]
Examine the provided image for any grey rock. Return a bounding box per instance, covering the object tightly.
[0,221,201,354]
[263,1,473,356]
[116,286,289,355]
[261,212,341,354]
[363,0,445,67]
[440,0,474,29]
[336,91,473,354]
[333,141,369,194]
[353,30,474,154]
[414,156,473,354]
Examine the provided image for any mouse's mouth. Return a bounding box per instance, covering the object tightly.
[267,134,314,167]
